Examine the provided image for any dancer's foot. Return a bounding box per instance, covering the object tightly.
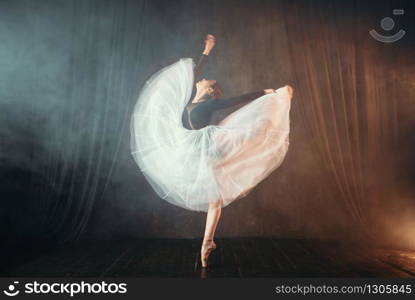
[286,85,294,98]
[201,239,217,268]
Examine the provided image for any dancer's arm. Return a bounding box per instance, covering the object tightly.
[194,34,216,80]
[188,89,273,129]
[213,89,275,110]
[194,54,208,81]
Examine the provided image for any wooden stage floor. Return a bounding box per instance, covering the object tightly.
[5,238,415,278]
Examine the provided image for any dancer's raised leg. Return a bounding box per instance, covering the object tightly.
[201,199,223,267]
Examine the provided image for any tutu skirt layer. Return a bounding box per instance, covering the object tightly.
[130,58,291,212]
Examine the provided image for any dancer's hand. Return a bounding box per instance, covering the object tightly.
[203,34,216,55]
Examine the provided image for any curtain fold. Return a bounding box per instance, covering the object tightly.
[3,0,148,242]
[284,0,405,240]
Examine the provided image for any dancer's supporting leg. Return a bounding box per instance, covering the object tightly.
[201,199,223,267]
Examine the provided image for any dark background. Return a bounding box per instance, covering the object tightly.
[1,0,414,269]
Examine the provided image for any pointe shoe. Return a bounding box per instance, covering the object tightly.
[201,240,217,268]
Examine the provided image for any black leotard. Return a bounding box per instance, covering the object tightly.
[182,55,265,130]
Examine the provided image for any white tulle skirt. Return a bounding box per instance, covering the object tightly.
[130,58,291,212]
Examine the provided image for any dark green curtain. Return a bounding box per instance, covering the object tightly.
[0,0,148,243]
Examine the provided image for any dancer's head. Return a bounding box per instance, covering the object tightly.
[195,78,223,102]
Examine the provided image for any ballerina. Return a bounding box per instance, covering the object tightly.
[130,34,293,268]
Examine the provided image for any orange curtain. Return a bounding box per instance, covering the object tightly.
[283,0,409,240]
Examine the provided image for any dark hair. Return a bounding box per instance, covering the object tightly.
[210,82,224,99]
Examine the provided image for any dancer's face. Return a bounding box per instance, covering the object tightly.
[196,78,216,99]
